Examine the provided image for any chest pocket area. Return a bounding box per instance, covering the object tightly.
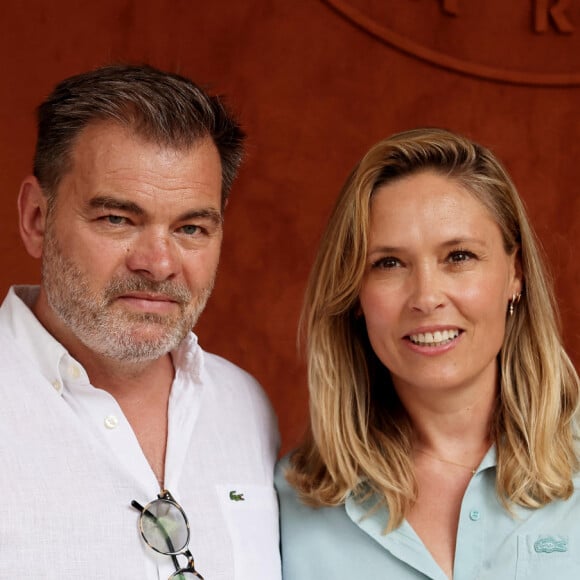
[516,534,577,579]
[216,483,280,580]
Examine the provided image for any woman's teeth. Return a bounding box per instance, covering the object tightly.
[409,329,460,346]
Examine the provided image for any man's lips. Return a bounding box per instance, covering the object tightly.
[115,293,181,313]
[120,292,177,302]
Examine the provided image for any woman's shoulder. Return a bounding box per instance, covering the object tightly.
[275,453,406,579]
[274,454,297,495]
[276,453,374,542]
[274,453,291,486]
[275,453,342,523]
[275,453,313,521]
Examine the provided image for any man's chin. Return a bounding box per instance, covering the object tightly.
[97,339,182,363]
[80,323,190,362]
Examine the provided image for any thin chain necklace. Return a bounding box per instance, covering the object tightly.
[416,448,477,475]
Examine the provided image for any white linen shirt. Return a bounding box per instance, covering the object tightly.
[0,286,281,580]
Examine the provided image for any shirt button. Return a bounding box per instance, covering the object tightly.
[104,415,119,429]
[51,379,62,393]
[69,365,81,379]
[469,509,481,521]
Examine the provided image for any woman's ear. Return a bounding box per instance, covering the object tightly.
[512,246,524,297]
[18,176,49,259]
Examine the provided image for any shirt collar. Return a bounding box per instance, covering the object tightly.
[0,286,71,394]
[172,331,203,384]
[0,285,204,394]
[344,445,498,523]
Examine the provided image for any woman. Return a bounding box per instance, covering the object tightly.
[276,128,580,579]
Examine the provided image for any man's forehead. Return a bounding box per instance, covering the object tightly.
[56,122,222,209]
[69,119,213,159]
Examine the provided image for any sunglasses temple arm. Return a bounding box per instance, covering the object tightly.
[131,500,145,511]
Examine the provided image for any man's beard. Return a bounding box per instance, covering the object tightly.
[41,229,213,363]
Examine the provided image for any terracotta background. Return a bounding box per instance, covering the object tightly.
[1,1,578,454]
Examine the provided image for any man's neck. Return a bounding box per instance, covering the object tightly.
[81,351,175,399]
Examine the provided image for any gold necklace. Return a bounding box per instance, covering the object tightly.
[416,449,477,475]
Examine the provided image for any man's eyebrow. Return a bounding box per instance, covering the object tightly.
[179,208,223,225]
[88,196,223,225]
[88,196,144,215]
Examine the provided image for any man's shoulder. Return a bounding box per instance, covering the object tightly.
[0,326,25,362]
[0,307,34,370]
[197,344,276,412]
[196,345,280,449]
[201,348,258,384]
[198,347,269,400]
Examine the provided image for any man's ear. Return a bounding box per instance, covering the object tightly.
[18,176,49,259]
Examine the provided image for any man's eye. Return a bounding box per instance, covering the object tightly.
[179,225,200,235]
[105,215,126,225]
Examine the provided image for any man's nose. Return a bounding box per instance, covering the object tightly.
[125,230,181,282]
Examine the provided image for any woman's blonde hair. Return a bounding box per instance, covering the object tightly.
[286,128,579,530]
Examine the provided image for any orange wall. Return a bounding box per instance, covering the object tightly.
[1,1,578,453]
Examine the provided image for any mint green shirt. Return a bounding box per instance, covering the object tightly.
[276,449,580,579]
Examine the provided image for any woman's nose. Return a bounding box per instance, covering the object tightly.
[407,265,446,313]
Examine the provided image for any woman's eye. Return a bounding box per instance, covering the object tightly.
[448,250,476,263]
[372,256,401,269]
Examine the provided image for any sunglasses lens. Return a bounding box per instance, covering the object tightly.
[140,499,189,554]
[169,573,202,580]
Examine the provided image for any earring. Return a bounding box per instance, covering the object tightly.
[508,292,522,316]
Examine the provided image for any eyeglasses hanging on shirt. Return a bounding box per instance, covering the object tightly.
[131,489,205,579]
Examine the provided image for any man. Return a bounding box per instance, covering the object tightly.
[0,64,280,579]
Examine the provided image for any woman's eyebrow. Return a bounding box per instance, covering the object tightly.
[440,237,488,248]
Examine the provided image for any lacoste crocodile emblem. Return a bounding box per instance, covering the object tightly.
[229,490,245,501]
[533,535,568,554]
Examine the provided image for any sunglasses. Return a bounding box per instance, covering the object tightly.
[131,489,205,579]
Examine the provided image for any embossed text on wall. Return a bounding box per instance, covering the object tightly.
[437,0,575,34]
[325,0,580,85]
